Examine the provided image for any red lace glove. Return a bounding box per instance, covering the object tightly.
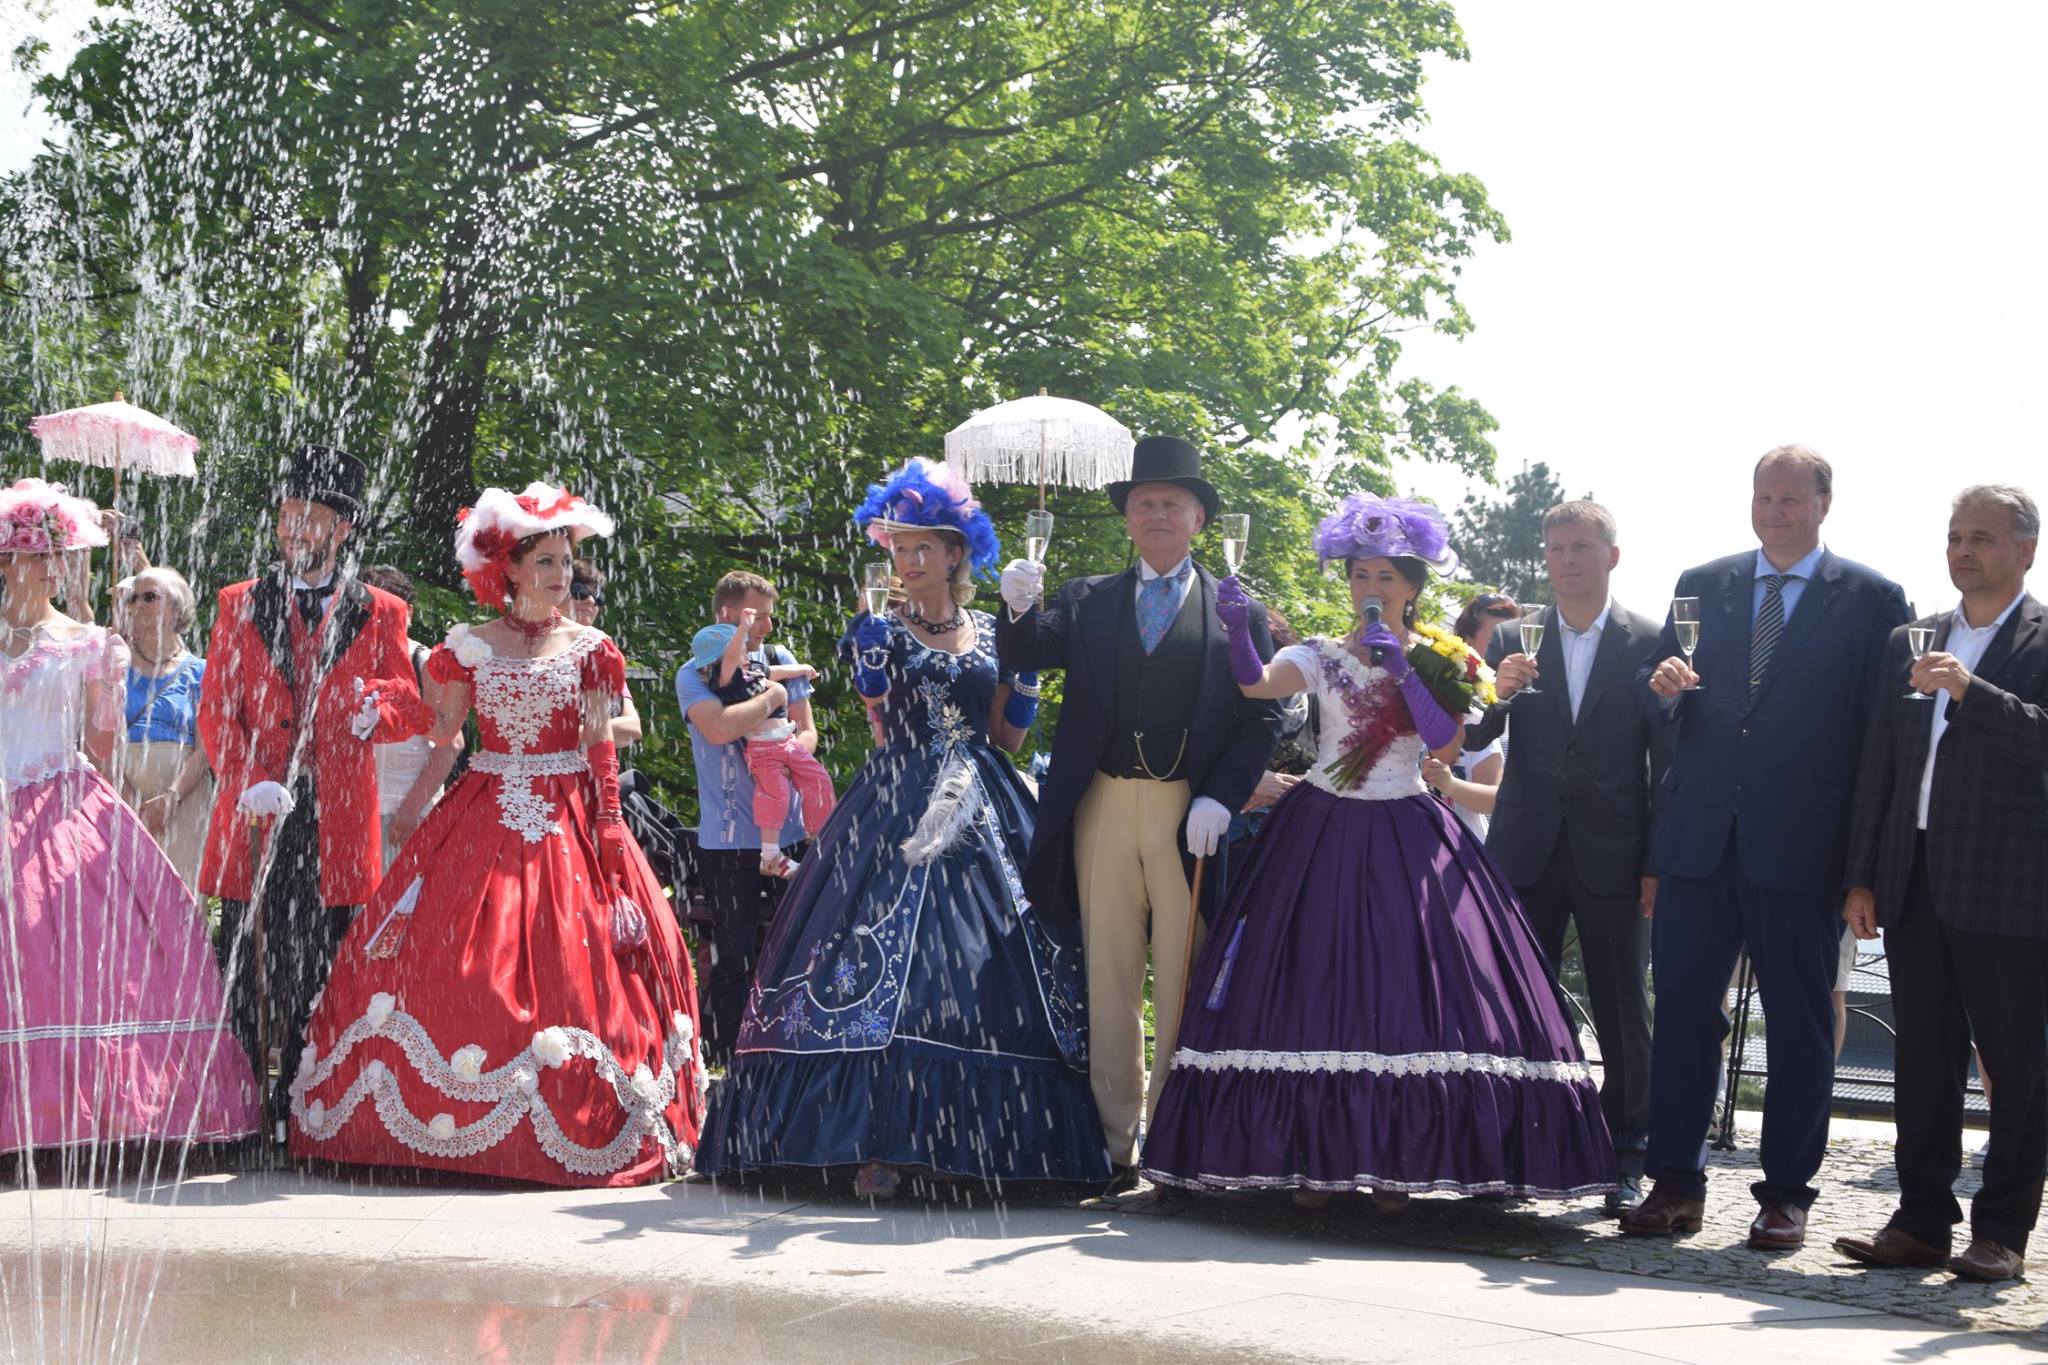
[588,739,632,883]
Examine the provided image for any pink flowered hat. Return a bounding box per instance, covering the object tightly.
[0,478,110,556]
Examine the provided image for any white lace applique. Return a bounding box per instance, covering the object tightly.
[289,1001,701,1178]
[1169,1046,1594,1086]
[1305,640,1427,802]
[465,631,603,841]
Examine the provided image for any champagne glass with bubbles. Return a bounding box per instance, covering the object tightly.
[1519,603,1547,694]
[1023,509,1054,566]
[862,562,893,617]
[1905,625,1935,700]
[1219,513,1250,576]
[1672,597,1702,690]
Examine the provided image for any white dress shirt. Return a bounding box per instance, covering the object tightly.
[1554,600,1613,723]
[1134,555,1196,617]
[1917,589,2026,829]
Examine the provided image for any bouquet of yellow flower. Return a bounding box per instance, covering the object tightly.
[1410,622,1498,715]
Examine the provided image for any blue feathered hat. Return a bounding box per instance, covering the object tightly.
[853,458,1002,580]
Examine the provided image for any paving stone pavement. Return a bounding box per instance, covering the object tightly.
[1109,1134,2046,1341]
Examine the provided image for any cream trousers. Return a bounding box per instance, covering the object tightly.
[1073,773,1206,1167]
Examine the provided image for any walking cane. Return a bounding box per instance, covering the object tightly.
[1178,855,1208,1017]
[244,813,277,1144]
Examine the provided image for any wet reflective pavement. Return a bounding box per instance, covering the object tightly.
[3,1162,2042,1362]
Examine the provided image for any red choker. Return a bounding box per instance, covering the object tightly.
[504,608,562,639]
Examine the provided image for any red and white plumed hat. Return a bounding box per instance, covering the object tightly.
[455,482,614,609]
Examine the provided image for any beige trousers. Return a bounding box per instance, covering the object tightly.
[1073,773,1206,1167]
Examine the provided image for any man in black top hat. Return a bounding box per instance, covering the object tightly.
[996,434,1282,1183]
[198,444,429,1143]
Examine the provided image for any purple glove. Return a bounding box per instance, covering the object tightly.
[1359,621,1409,678]
[1215,575,1251,632]
[1398,670,1459,750]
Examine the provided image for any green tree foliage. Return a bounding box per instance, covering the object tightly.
[1453,461,1585,606]
[2,0,1504,812]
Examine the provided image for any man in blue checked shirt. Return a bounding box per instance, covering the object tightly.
[675,569,816,1068]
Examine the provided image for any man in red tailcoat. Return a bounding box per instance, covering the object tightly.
[199,445,429,1141]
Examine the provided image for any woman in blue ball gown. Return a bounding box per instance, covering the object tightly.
[696,460,1109,1193]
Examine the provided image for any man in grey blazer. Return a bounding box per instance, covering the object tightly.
[1467,500,1668,1214]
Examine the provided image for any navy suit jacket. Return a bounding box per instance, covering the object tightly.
[995,564,1282,922]
[1633,548,1909,894]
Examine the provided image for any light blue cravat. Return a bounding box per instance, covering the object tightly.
[1137,565,1191,653]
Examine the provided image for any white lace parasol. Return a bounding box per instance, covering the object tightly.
[943,393,1133,504]
[29,394,200,479]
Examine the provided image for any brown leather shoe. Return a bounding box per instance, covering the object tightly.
[1834,1226,1949,1268]
[1749,1202,1807,1250]
[1619,1185,1704,1236]
[1949,1238,2025,1283]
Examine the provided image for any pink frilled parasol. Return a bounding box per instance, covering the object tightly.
[29,392,200,480]
[29,392,199,619]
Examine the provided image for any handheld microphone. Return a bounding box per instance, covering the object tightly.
[1362,595,1385,663]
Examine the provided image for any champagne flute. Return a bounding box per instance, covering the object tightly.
[1905,625,1935,700]
[1672,596,1702,690]
[861,562,893,617]
[1218,513,1251,577]
[1023,508,1054,566]
[1518,604,1547,694]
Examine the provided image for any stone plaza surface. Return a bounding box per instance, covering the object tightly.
[1,1116,2041,1363]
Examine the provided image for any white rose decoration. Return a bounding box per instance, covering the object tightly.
[428,1113,457,1142]
[298,1042,319,1075]
[451,1044,487,1082]
[629,1063,661,1108]
[306,1098,326,1129]
[511,1066,539,1095]
[364,1059,389,1084]
[672,1012,694,1046]
[532,1027,572,1069]
[447,623,491,669]
[366,992,396,1027]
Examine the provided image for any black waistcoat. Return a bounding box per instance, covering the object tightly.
[1100,579,1204,781]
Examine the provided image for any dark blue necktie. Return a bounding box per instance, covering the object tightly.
[1750,574,1791,697]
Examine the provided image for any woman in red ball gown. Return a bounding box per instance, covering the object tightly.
[289,484,702,1185]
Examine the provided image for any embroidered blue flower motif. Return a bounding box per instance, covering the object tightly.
[850,1007,892,1045]
[832,957,858,998]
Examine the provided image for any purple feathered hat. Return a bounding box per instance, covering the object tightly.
[1313,494,1459,576]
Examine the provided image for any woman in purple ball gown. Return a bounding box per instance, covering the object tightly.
[1141,495,1615,1208]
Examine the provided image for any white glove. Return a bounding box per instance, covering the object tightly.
[237,780,296,819]
[999,558,1046,615]
[101,631,133,676]
[1184,796,1232,858]
[350,678,382,741]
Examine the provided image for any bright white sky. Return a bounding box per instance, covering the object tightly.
[1396,1,2048,615]
[9,1,2046,619]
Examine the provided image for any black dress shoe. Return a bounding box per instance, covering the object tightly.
[1099,1163,1142,1197]
[1605,1173,1645,1218]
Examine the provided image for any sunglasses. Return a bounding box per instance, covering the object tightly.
[570,585,604,605]
[1470,593,1519,616]
[127,590,165,605]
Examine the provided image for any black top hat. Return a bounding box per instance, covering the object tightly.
[1107,435,1219,522]
[279,444,368,518]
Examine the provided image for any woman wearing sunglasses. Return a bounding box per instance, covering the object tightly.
[115,566,215,888]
